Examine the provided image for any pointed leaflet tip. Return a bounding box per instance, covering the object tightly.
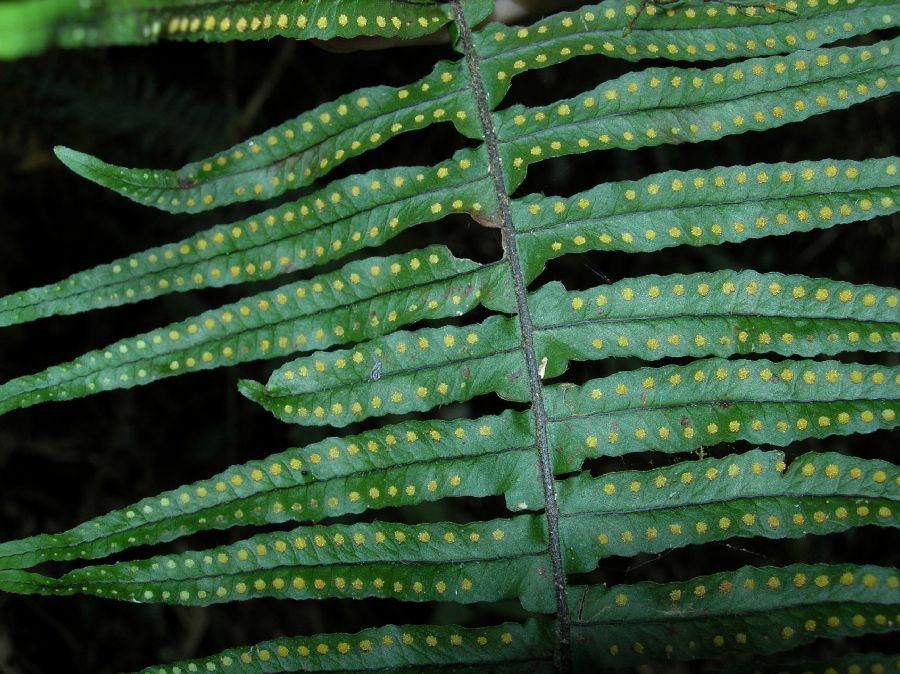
[54,145,108,185]
[237,379,268,405]
[55,145,161,207]
[54,144,86,166]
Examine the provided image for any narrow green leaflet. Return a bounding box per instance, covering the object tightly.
[570,563,900,668]
[244,273,900,428]
[149,0,493,46]
[559,449,899,563]
[498,40,900,190]
[8,154,895,328]
[0,246,504,415]
[2,450,894,614]
[122,622,554,674]
[0,149,494,327]
[241,314,530,427]
[545,358,900,471]
[533,270,900,363]
[55,1,897,213]
[0,515,556,611]
[476,0,900,95]
[514,157,900,279]
[55,65,485,213]
[0,411,541,571]
[5,348,899,569]
[0,0,494,60]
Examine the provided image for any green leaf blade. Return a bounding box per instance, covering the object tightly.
[475,0,899,89]
[560,449,898,564]
[1,150,494,327]
[498,40,900,190]
[545,357,900,471]
[0,246,490,415]
[570,563,900,667]
[22,516,554,609]
[532,270,900,365]
[246,312,527,427]
[0,410,541,571]
[514,157,900,280]
[126,621,554,674]
[0,0,496,59]
[54,65,486,213]
[473,1,900,115]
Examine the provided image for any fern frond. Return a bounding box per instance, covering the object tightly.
[2,449,895,609]
[515,157,900,276]
[569,563,900,667]
[0,247,508,414]
[560,449,898,563]
[0,149,494,326]
[0,514,556,608]
[477,0,898,73]
[242,281,900,426]
[3,350,897,569]
[0,0,495,60]
[0,410,537,571]
[1,153,896,403]
[49,0,900,213]
[9,154,894,329]
[119,621,554,674]
[498,40,900,187]
[533,271,900,361]
[53,64,485,213]
[2,0,900,671]
[85,562,896,673]
[546,358,899,470]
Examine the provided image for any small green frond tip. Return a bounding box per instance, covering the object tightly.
[54,145,111,190]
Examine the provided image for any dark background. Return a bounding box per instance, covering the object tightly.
[0,5,897,673]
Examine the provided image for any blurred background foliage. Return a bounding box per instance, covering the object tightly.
[0,5,897,672]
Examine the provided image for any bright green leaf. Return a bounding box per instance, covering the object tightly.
[0,410,540,571]
[498,40,900,190]
[0,0,494,60]
[545,357,900,471]
[0,246,501,414]
[515,157,900,279]
[559,449,899,561]
[54,65,485,213]
[0,148,494,326]
[570,563,900,667]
